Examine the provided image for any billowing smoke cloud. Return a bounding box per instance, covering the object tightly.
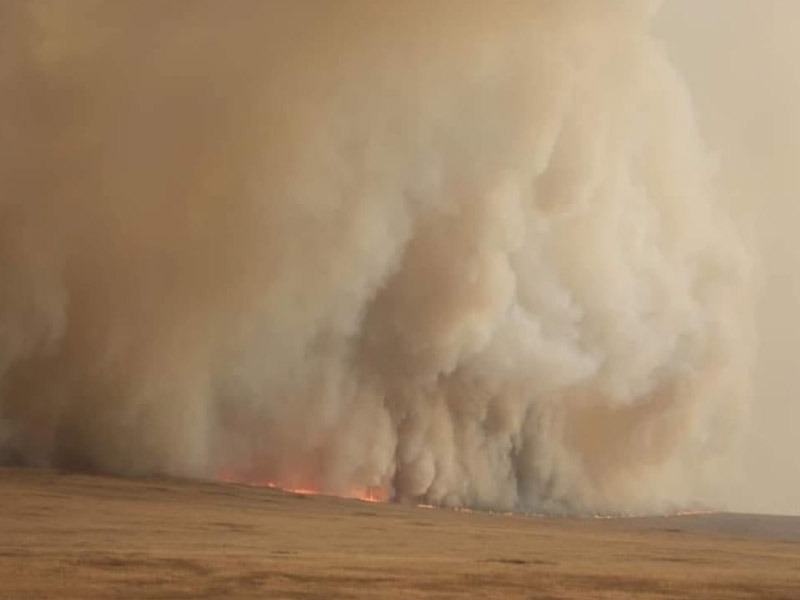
[0,1,752,514]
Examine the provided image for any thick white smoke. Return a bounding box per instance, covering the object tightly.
[0,1,752,514]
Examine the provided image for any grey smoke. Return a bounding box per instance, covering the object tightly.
[0,1,752,514]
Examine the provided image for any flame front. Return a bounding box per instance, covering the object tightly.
[217,470,387,503]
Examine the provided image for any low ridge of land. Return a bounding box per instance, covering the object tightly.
[1,468,798,599]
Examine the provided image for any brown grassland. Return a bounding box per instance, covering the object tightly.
[0,468,798,599]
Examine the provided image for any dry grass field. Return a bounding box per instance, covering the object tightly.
[1,468,798,599]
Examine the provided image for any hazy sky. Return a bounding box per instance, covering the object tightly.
[657,0,800,515]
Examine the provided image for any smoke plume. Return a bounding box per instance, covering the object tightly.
[0,1,752,514]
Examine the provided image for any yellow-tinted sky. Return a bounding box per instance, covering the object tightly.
[657,0,800,515]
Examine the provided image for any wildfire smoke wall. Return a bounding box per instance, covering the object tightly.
[0,1,752,514]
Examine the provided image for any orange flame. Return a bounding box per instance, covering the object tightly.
[217,470,387,503]
[271,483,386,503]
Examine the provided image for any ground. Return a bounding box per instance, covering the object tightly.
[1,468,798,599]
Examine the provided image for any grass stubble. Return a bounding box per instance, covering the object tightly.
[0,468,798,599]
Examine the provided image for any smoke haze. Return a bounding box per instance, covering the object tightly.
[0,1,754,514]
[657,0,800,516]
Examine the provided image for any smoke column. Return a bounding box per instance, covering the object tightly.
[0,1,752,514]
